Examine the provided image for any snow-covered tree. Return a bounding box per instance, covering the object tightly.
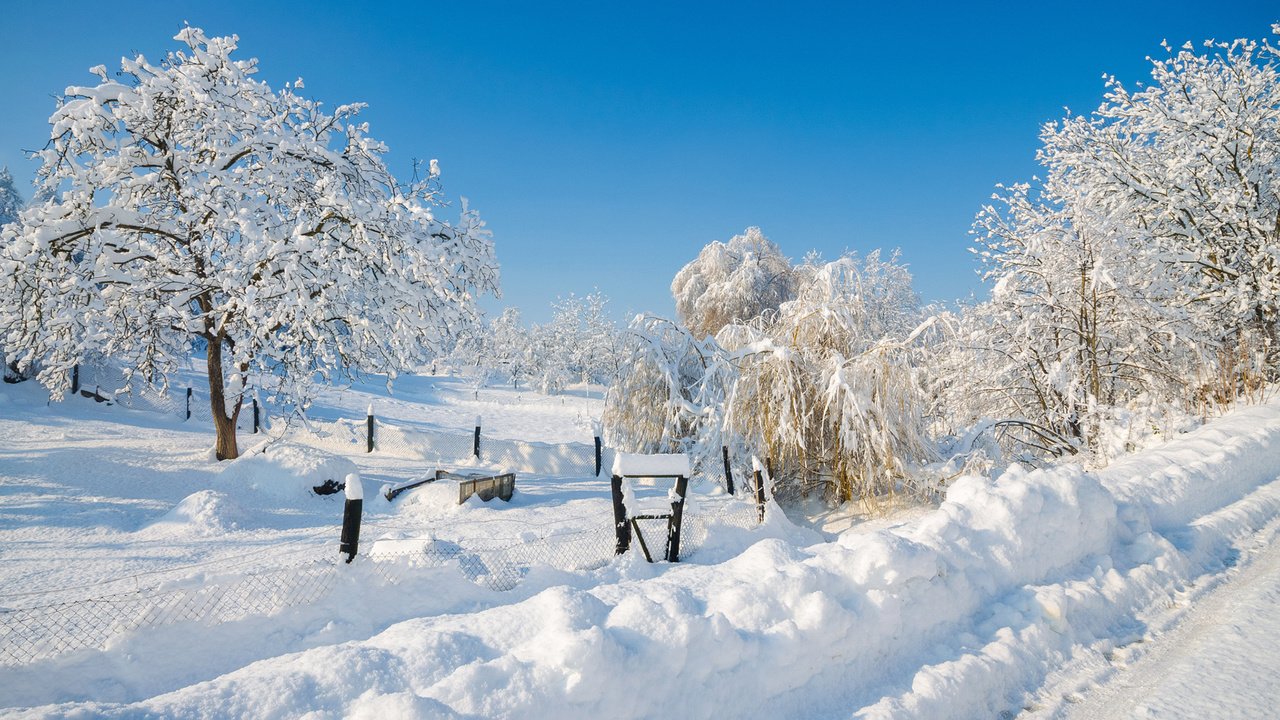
[671,227,798,339]
[1041,28,1280,379]
[965,180,1198,456]
[0,167,21,229]
[953,26,1280,460]
[0,27,498,459]
[713,251,935,503]
[608,251,937,505]
[538,290,622,388]
[604,315,716,457]
[0,166,25,383]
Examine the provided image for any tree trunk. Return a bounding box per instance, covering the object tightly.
[206,336,242,460]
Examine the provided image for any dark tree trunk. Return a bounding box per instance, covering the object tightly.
[206,336,243,460]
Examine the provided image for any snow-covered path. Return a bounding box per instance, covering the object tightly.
[1057,515,1280,720]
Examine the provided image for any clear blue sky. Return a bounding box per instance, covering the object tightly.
[0,1,1275,323]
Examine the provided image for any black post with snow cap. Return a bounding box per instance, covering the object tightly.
[752,456,768,523]
[252,398,260,434]
[366,404,375,453]
[473,415,482,460]
[610,456,630,555]
[339,473,363,563]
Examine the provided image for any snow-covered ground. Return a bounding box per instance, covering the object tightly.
[2,377,1280,718]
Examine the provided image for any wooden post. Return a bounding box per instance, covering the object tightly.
[666,474,689,562]
[473,415,482,460]
[185,387,192,420]
[366,404,375,453]
[339,473,363,563]
[252,398,260,434]
[722,445,734,495]
[610,475,631,555]
[595,436,603,477]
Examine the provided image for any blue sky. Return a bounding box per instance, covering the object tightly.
[0,1,1275,323]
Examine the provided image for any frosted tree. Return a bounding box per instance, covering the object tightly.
[1042,27,1280,382]
[0,167,24,382]
[714,252,936,504]
[488,308,538,389]
[538,290,622,388]
[603,315,718,458]
[966,180,1197,457]
[0,167,21,229]
[671,227,798,339]
[953,25,1280,460]
[0,28,499,459]
[608,251,937,505]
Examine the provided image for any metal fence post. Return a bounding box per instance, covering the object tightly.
[252,398,260,434]
[474,415,482,460]
[366,404,375,453]
[339,473,363,563]
[70,364,80,395]
[185,387,192,420]
[595,436,603,477]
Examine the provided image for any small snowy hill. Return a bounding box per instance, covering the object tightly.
[2,378,1280,718]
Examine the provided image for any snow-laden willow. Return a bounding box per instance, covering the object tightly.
[0,27,498,459]
[607,251,939,506]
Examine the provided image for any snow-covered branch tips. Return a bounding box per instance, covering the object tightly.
[0,26,499,460]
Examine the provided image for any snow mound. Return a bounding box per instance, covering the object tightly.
[146,490,250,536]
[218,443,358,503]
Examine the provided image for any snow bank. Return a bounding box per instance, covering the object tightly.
[10,395,1280,718]
[216,443,357,504]
[142,490,251,536]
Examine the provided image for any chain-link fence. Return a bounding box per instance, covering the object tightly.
[0,536,340,666]
[0,496,762,667]
[6,363,769,667]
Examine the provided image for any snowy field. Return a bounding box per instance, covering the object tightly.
[2,377,1280,718]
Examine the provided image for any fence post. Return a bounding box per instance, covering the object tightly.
[667,474,690,562]
[610,474,631,555]
[70,364,80,395]
[722,445,734,495]
[473,415,482,460]
[252,398,260,434]
[339,473,363,563]
[752,456,767,523]
[595,436,603,477]
[366,404,375,453]
[185,387,192,420]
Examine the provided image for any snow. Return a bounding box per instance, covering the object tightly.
[610,452,691,478]
[4,377,1280,718]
